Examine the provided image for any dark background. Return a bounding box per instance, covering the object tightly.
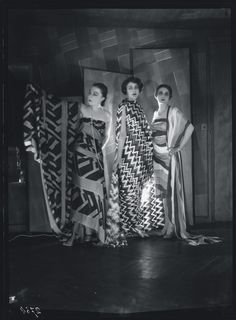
[7,8,232,231]
[4,7,234,320]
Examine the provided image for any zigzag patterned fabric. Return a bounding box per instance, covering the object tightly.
[105,99,164,247]
[23,83,79,235]
[139,176,165,231]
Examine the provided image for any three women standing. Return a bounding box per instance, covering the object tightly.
[64,79,220,247]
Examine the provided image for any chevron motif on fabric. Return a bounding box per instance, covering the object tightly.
[139,176,165,231]
[72,186,104,219]
[23,85,42,162]
[40,95,65,230]
[74,150,104,180]
[65,101,81,232]
[71,118,106,241]
[113,103,123,164]
[105,99,156,246]
[75,119,106,155]
[105,171,128,247]
[23,84,80,233]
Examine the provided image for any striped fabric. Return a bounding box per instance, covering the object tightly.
[23,83,80,235]
[151,106,221,245]
[151,114,170,197]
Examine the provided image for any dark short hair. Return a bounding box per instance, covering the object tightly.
[155,84,172,99]
[92,83,108,106]
[121,77,144,95]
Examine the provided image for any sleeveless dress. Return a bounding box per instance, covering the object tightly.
[151,107,171,198]
[151,106,221,245]
[71,117,106,243]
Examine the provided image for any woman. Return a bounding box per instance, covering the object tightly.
[63,83,111,246]
[151,84,221,245]
[105,76,162,247]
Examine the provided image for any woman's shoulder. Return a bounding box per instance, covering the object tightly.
[119,99,128,106]
[171,105,180,111]
[116,100,127,112]
[80,102,86,108]
[168,105,182,116]
[152,110,158,119]
[79,102,87,114]
[103,108,111,122]
[168,106,189,123]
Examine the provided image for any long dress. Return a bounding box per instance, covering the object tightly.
[151,106,221,245]
[71,117,106,243]
[151,107,171,198]
[105,99,164,247]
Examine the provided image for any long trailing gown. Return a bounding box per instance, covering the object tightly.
[105,99,165,247]
[71,117,107,243]
[151,105,221,245]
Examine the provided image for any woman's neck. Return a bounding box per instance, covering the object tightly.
[91,104,103,111]
[157,103,168,114]
[126,98,136,103]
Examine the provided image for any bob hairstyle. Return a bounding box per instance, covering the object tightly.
[92,82,108,106]
[121,76,144,95]
[155,84,173,99]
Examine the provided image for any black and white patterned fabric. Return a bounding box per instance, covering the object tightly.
[105,99,164,247]
[23,83,79,235]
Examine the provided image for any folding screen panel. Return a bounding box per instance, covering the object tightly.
[83,68,131,192]
[28,96,83,232]
[132,48,193,224]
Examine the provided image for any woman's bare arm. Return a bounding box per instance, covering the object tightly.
[169,123,194,156]
[102,110,112,149]
[178,123,194,150]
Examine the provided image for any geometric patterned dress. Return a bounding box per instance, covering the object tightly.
[105,99,164,247]
[71,117,106,243]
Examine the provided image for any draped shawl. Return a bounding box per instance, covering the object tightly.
[165,106,221,245]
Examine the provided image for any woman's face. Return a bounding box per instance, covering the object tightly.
[126,82,140,101]
[87,86,105,107]
[155,87,171,105]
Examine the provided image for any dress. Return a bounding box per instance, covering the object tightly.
[151,106,221,245]
[105,99,164,247]
[151,106,171,198]
[71,117,106,243]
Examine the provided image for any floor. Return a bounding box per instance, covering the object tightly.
[8,223,233,318]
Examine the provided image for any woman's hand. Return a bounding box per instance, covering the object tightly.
[112,155,121,170]
[168,147,180,157]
